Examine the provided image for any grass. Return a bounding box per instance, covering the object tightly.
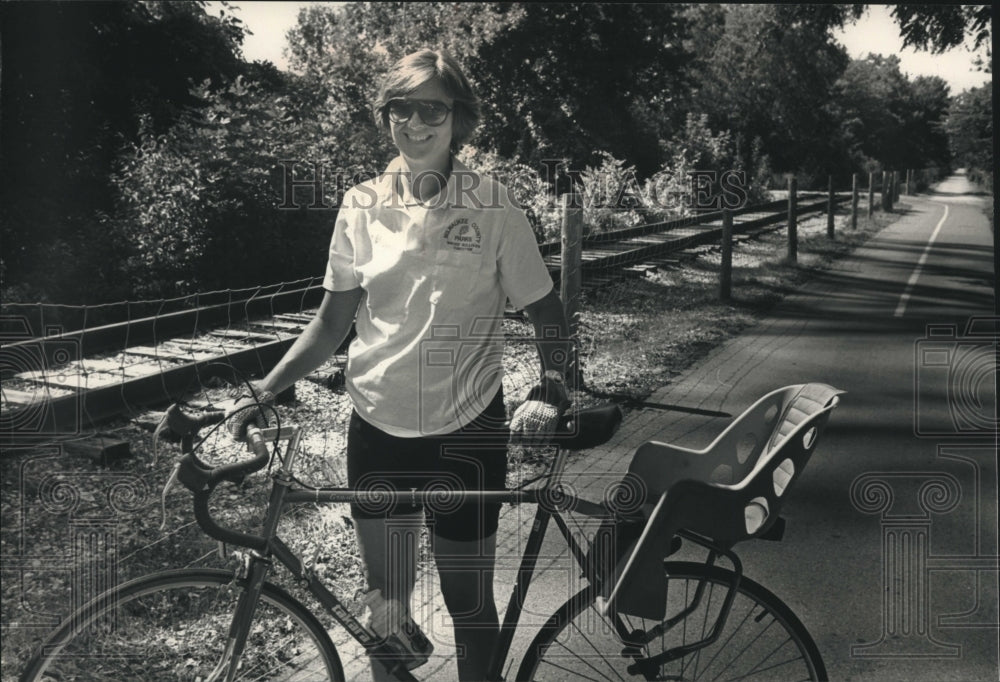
[1,201,897,679]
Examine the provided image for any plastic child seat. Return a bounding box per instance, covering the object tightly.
[598,383,844,621]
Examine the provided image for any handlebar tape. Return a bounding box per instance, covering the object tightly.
[173,425,273,551]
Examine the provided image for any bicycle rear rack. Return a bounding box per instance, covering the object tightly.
[617,532,745,677]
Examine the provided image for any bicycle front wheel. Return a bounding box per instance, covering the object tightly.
[21,568,344,682]
[517,561,826,681]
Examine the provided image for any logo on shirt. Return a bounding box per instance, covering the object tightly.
[443,218,482,253]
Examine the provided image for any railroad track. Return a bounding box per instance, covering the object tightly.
[0,194,841,438]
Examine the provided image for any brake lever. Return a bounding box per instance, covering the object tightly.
[159,462,182,531]
[152,416,168,467]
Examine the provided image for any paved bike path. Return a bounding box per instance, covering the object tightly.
[558,176,996,682]
[340,175,997,680]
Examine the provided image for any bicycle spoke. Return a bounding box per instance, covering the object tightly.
[719,653,812,681]
[565,615,629,681]
[683,579,717,680]
[709,611,782,680]
[536,655,614,682]
[23,571,341,682]
[701,599,760,678]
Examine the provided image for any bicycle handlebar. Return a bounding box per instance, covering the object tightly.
[160,405,274,551]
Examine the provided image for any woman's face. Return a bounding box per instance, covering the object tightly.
[389,78,454,170]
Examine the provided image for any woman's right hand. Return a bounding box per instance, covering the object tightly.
[225,384,276,439]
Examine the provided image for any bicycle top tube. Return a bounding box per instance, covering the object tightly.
[155,401,623,551]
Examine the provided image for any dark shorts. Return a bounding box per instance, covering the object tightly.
[346,390,508,542]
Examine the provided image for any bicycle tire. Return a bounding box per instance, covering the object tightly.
[516,561,827,681]
[20,568,345,682]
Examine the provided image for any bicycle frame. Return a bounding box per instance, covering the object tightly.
[199,422,746,682]
[207,423,612,681]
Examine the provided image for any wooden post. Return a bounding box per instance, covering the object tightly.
[720,209,733,301]
[851,173,859,230]
[868,171,875,219]
[560,191,583,340]
[787,176,797,263]
[882,171,890,212]
[905,169,911,196]
[893,170,901,203]
[827,175,835,238]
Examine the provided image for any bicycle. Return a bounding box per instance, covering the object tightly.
[20,382,842,681]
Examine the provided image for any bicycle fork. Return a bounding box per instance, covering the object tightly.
[199,552,272,682]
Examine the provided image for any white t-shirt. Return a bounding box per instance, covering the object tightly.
[323,156,554,437]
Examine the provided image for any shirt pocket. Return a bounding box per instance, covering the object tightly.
[432,248,485,304]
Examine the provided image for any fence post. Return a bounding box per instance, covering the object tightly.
[868,171,875,219]
[905,169,912,196]
[893,170,901,203]
[560,191,583,341]
[882,171,890,212]
[720,209,733,301]
[787,176,797,263]
[851,173,859,230]
[827,175,835,238]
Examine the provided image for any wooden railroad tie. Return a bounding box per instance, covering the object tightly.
[62,434,132,466]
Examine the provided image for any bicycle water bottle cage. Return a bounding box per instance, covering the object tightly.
[598,383,844,621]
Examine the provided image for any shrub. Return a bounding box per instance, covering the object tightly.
[459,147,562,242]
[579,152,646,233]
[107,75,372,299]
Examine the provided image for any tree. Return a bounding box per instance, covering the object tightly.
[892,5,992,54]
[892,5,992,73]
[687,4,857,180]
[0,1,249,302]
[830,56,952,173]
[830,54,914,169]
[284,3,692,176]
[106,74,344,298]
[902,76,952,169]
[466,3,691,175]
[945,83,993,188]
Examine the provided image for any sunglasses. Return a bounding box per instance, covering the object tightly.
[387,98,453,127]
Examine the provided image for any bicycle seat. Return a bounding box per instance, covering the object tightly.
[598,383,844,620]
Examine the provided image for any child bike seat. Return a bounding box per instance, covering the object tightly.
[598,383,844,620]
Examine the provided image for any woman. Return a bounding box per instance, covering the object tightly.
[230,48,570,681]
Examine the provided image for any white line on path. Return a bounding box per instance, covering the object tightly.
[894,202,949,318]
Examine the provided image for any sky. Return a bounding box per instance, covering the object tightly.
[214,2,992,94]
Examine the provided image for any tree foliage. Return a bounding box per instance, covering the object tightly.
[285,3,690,176]
[107,76,340,297]
[466,3,691,176]
[830,55,951,172]
[892,5,992,55]
[0,1,981,305]
[0,0,248,302]
[945,83,993,189]
[685,4,856,178]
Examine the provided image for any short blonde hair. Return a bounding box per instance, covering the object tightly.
[373,49,481,153]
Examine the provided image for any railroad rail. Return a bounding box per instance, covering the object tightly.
[0,194,842,438]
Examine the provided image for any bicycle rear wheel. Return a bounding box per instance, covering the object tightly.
[517,561,826,681]
[21,568,344,682]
